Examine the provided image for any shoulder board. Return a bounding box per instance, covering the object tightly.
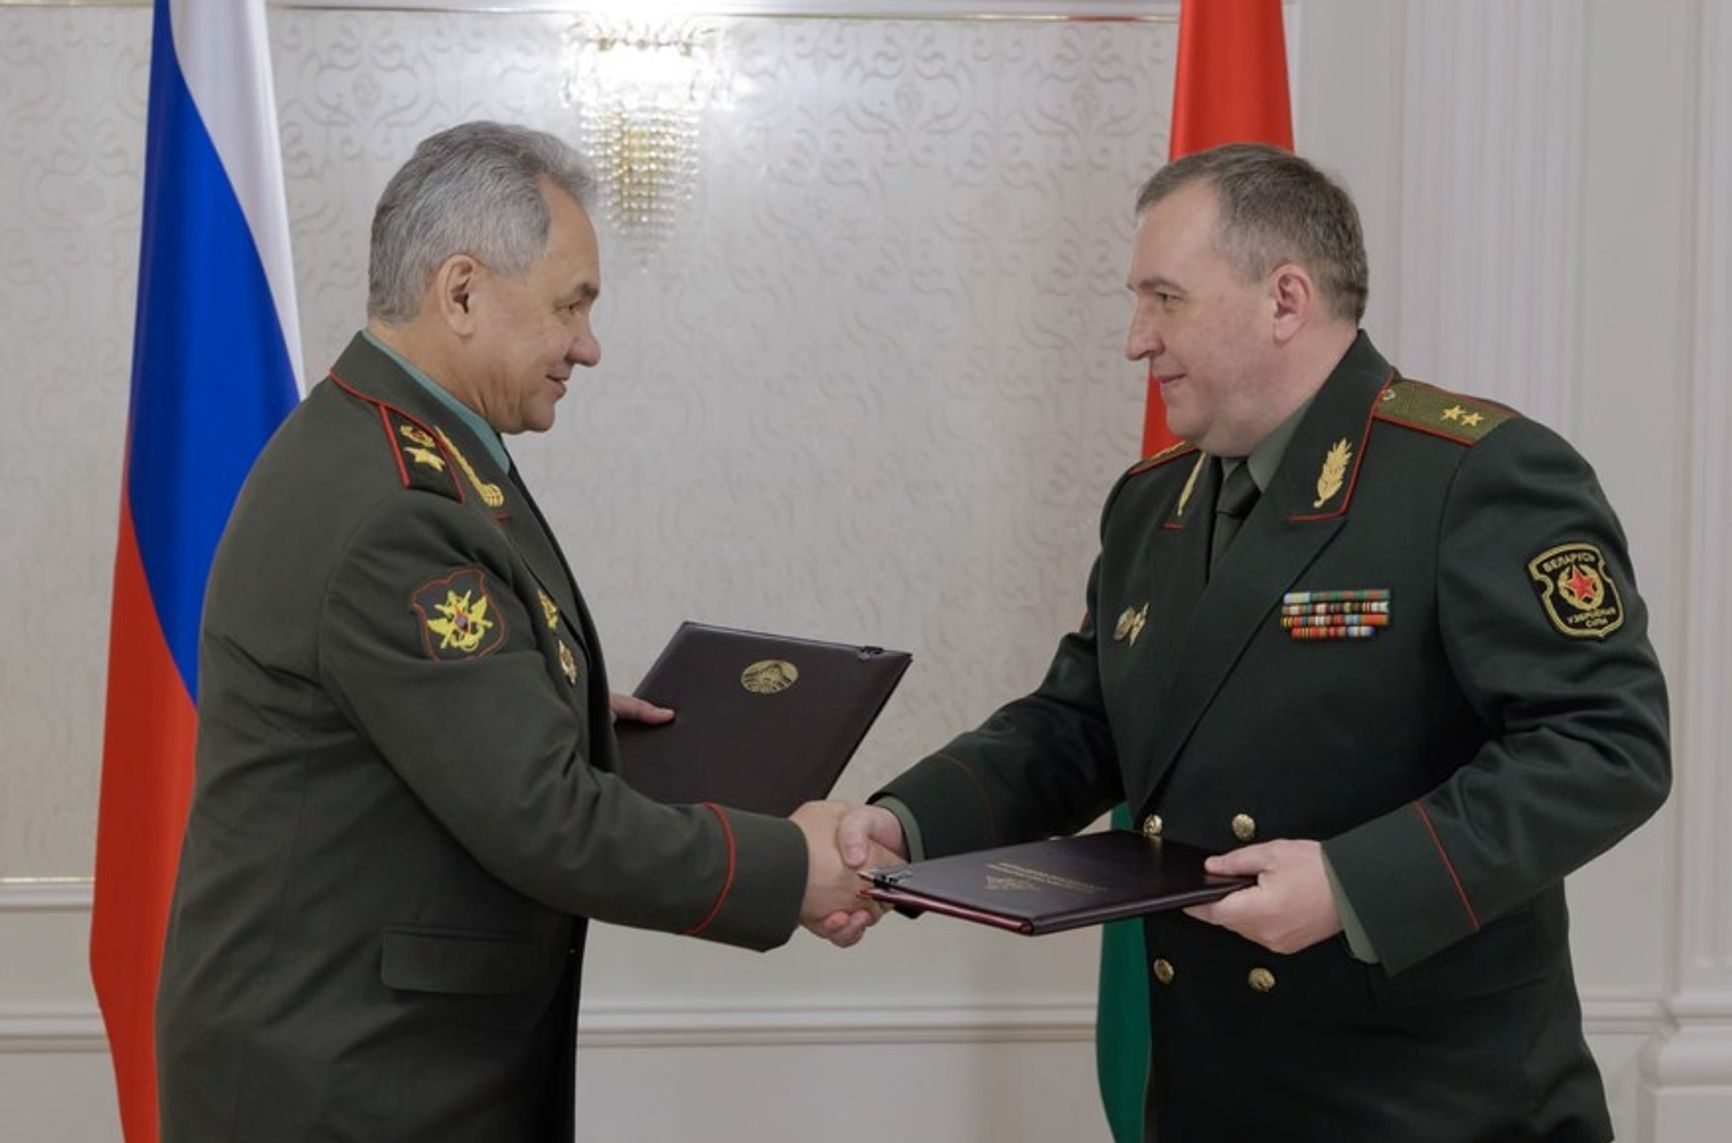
[1124,438,1198,477]
[1373,378,1519,445]
[329,373,466,502]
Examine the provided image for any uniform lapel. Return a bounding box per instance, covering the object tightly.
[1132,334,1395,806]
[1136,452,1216,713]
[500,467,614,713]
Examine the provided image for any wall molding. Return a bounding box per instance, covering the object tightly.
[1391,0,1586,435]
[0,882,94,913]
[0,0,1178,18]
[1635,2,1732,1136]
[0,994,1669,1055]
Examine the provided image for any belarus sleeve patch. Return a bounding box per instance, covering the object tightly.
[1526,542,1625,639]
[410,567,508,660]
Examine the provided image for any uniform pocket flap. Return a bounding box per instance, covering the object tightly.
[380,926,549,995]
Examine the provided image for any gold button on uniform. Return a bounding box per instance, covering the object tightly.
[1231,813,1257,842]
[1247,967,1276,993]
[1151,958,1175,985]
[1141,813,1164,839]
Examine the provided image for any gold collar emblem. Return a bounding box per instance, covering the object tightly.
[558,640,579,684]
[537,588,561,630]
[1313,439,1351,509]
[435,426,506,508]
[404,446,445,472]
[1113,603,1149,646]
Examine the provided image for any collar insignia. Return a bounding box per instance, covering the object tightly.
[1313,439,1351,509]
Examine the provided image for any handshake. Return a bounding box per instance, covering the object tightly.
[789,801,908,949]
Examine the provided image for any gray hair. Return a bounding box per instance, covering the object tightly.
[368,121,595,322]
[1134,143,1368,323]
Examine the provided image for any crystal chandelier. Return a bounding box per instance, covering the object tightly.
[567,18,725,259]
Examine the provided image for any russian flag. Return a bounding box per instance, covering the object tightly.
[89,2,302,1139]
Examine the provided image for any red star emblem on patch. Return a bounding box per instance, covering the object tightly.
[1556,563,1604,611]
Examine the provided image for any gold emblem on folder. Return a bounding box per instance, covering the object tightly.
[741,659,799,695]
[1313,438,1351,508]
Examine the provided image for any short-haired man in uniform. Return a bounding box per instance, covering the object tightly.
[156,121,886,1143]
[831,143,1670,1142]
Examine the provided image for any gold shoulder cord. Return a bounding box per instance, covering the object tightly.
[434,427,506,508]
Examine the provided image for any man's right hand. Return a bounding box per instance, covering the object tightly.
[789,802,906,949]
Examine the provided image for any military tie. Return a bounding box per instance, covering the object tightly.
[1209,458,1261,573]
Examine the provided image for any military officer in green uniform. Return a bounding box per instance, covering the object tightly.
[156,122,885,1143]
[828,144,1669,1141]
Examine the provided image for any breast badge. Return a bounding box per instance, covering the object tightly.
[1527,542,1624,639]
[410,568,507,661]
[1113,603,1149,646]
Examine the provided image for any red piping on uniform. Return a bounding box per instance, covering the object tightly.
[373,402,409,486]
[1372,414,1478,447]
[684,803,738,937]
[1412,801,1481,931]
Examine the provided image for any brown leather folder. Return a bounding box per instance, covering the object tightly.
[861,831,1252,935]
[613,622,911,817]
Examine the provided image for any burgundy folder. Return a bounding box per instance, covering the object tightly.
[862,831,1252,935]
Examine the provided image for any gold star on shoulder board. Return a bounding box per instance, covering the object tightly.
[1460,411,1484,427]
[405,445,446,472]
[1441,404,1466,422]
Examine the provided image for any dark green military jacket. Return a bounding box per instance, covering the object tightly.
[879,333,1669,1142]
[157,334,807,1143]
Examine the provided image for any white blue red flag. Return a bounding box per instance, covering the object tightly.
[90,2,302,1138]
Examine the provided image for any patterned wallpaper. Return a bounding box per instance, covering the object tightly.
[0,7,1171,875]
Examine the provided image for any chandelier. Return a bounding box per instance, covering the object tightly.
[567,17,727,259]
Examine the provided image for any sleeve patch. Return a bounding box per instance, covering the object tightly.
[1526,542,1626,639]
[409,567,508,660]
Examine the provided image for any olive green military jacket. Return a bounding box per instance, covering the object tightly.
[157,334,807,1143]
[879,333,1669,1142]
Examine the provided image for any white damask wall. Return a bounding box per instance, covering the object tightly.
[1,2,1727,1141]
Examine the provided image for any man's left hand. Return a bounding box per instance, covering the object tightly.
[609,692,674,725]
[1183,839,1342,955]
